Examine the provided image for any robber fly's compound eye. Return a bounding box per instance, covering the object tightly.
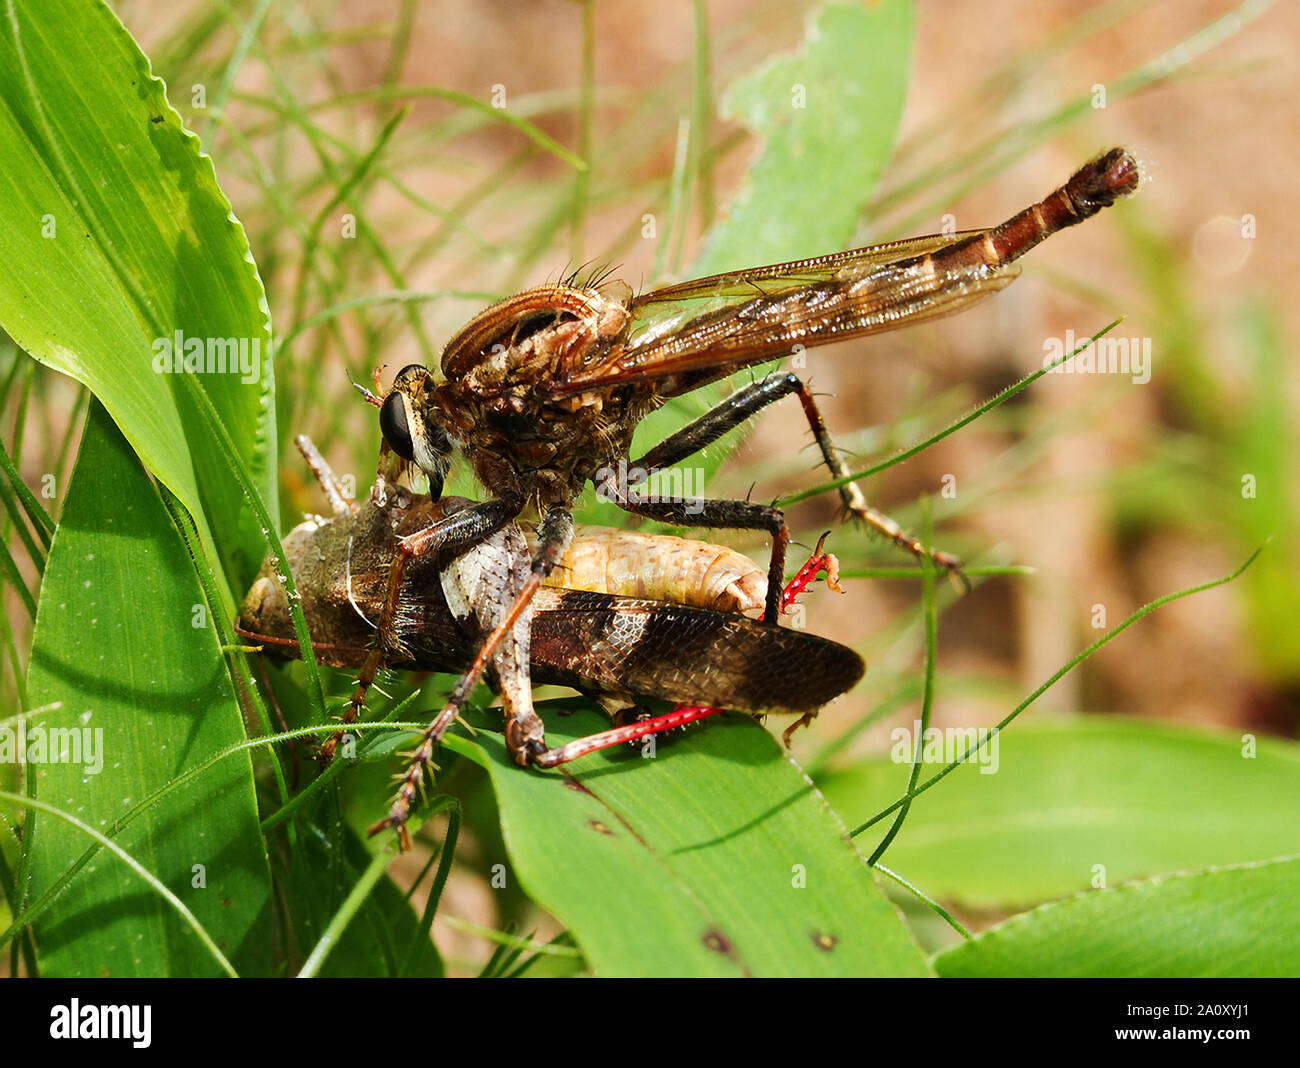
[379,391,414,462]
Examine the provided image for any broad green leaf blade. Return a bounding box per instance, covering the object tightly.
[819,718,1300,909]
[694,0,914,275]
[934,855,1300,978]
[447,703,928,977]
[22,403,270,977]
[243,668,443,977]
[583,0,915,527]
[279,804,445,979]
[0,0,276,588]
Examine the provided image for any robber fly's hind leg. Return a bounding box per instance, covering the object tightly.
[316,496,523,767]
[632,370,966,587]
[597,471,789,624]
[369,505,574,849]
[295,434,357,517]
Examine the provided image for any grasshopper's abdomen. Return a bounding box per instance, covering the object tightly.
[532,526,766,614]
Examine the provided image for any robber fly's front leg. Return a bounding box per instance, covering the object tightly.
[316,495,524,765]
[633,370,966,588]
[369,505,574,849]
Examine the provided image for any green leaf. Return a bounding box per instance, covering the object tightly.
[694,0,914,274]
[445,702,929,977]
[276,803,445,979]
[21,403,270,977]
[819,718,1300,908]
[0,0,277,588]
[934,855,1300,978]
[581,0,915,527]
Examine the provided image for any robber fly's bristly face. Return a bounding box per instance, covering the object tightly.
[380,364,452,500]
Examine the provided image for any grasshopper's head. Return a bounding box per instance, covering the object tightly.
[379,364,452,500]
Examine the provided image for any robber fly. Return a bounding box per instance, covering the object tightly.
[240,438,862,847]
[351,148,1141,778]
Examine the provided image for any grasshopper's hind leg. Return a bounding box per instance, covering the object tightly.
[530,705,728,769]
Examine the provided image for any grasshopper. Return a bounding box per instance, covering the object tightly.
[239,437,863,847]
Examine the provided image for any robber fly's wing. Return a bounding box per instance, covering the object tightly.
[550,230,1019,395]
[631,231,990,304]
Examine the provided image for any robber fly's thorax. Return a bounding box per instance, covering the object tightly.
[432,281,662,507]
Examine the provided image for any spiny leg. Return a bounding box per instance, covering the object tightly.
[599,470,788,624]
[368,506,574,848]
[531,702,820,767]
[532,705,727,768]
[474,525,549,770]
[780,532,843,613]
[632,370,966,586]
[316,496,524,766]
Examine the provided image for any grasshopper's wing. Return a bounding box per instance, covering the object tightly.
[529,591,864,716]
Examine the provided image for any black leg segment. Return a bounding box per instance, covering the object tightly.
[632,370,964,579]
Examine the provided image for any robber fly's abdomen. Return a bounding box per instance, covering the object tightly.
[938,148,1142,276]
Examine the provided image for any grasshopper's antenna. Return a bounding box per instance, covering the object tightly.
[351,379,383,408]
[348,365,387,408]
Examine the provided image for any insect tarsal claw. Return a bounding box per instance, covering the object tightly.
[781,712,816,748]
